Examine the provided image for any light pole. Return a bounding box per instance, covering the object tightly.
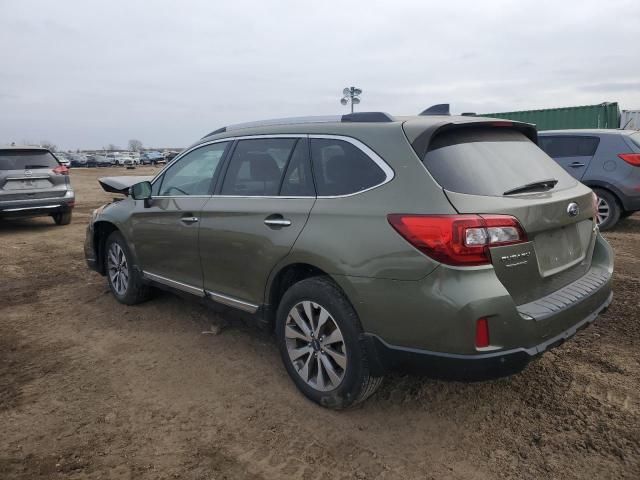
[340,86,362,113]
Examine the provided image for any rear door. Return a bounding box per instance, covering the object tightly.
[538,135,599,180]
[0,149,68,204]
[418,126,597,306]
[198,137,315,308]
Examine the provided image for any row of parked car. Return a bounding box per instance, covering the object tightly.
[55,151,180,168]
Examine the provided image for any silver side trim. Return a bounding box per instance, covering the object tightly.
[206,290,259,313]
[1,204,62,212]
[142,271,205,297]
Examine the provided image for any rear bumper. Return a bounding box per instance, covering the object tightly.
[0,191,75,217]
[364,291,613,380]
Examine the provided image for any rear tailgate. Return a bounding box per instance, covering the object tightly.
[412,122,599,305]
[0,149,68,202]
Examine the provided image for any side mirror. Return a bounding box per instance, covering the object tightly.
[130,181,152,207]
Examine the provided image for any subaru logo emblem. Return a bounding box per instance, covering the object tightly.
[567,202,579,217]
[24,169,32,177]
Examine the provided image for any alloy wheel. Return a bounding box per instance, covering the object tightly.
[596,196,610,226]
[284,301,347,392]
[107,243,129,296]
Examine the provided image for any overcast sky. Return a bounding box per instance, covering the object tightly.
[1,0,639,150]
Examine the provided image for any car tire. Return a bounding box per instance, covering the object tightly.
[276,276,383,409]
[53,210,72,225]
[593,188,621,231]
[104,231,153,305]
[620,211,635,219]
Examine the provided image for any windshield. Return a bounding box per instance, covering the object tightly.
[423,127,576,197]
[630,132,640,149]
[0,150,60,170]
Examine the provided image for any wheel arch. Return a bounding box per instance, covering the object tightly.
[265,262,361,331]
[583,180,625,210]
[93,220,122,274]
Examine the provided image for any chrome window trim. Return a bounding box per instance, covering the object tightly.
[142,271,205,297]
[150,133,394,200]
[205,290,259,313]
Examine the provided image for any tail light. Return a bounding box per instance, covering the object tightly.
[53,165,69,175]
[618,153,640,167]
[387,214,527,266]
[475,318,490,348]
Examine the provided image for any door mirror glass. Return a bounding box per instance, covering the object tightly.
[130,181,152,200]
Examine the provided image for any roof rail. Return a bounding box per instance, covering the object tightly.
[420,104,450,116]
[341,112,395,123]
[202,112,396,138]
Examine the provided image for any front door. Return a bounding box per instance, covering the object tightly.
[199,137,316,307]
[131,141,230,292]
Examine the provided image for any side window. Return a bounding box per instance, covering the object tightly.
[151,174,163,196]
[158,142,228,196]
[310,138,386,196]
[221,138,297,196]
[280,140,315,196]
[539,136,599,158]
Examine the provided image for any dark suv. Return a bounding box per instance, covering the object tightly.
[85,112,614,408]
[0,146,75,224]
[538,129,640,230]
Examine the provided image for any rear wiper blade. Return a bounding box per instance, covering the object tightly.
[503,178,558,196]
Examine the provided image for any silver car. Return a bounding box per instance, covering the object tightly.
[0,146,75,224]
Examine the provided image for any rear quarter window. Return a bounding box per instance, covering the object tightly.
[630,132,640,149]
[0,150,60,170]
[310,138,386,196]
[423,128,576,197]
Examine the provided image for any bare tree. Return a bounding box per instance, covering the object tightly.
[128,139,143,152]
[40,140,57,152]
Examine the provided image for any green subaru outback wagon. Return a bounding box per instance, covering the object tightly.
[85,110,614,408]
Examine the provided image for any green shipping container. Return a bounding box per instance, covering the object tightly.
[480,102,621,131]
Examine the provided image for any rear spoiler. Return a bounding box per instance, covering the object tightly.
[98,176,153,195]
[404,118,538,161]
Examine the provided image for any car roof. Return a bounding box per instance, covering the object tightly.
[539,129,635,136]
[200,113,534,141]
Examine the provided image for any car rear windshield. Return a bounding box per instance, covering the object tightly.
[0,150,60,170]
[630,132,640,149]
[423,127,576,196]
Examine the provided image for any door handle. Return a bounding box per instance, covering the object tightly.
[180,216,199,224]
[264,215,291,227]
[569,162,585,167]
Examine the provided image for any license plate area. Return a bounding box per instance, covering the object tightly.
[534,224,585,277]
[5,178,52,190]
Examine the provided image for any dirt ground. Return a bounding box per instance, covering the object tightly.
[1,166,639,480]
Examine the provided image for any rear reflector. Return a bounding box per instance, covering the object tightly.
[618,153,640,167]
[475,318,490,348]
[387,214,527,266]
